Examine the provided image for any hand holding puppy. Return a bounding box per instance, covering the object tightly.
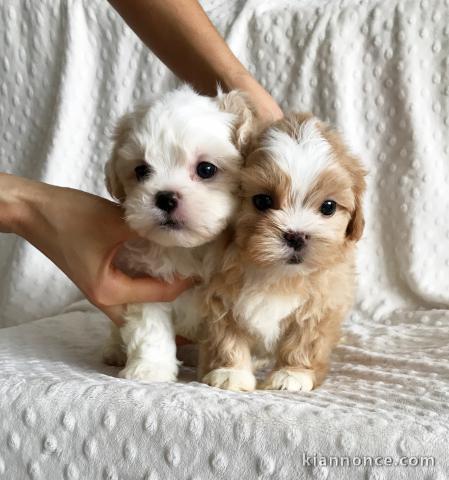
[0,173,193,325]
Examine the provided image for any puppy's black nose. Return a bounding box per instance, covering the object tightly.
[283,231,308,251]
[155,191,178,213]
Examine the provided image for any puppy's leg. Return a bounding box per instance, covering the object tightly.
[119,303,178,382]
[102,323,126,367]
[263,310,342,392]
[201,310,255,392]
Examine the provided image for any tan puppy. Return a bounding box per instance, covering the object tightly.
[200,113,366,392]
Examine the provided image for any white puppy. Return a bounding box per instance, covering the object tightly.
[102,85,253,382]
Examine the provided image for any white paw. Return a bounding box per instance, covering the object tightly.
[119,360,178,383]
[102,344,126,367]
[203,368,256,392]
[264,369,314,392]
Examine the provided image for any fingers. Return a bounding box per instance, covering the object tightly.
[116,273,195,304]
[94,265,195,306]
[97,238,197,306]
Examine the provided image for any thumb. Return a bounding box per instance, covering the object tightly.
[110,270,195,304]
[99,238,195,306]
[97,261,195,306]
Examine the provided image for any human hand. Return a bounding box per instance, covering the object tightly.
[0,173,193,325]
[226,71,284,128]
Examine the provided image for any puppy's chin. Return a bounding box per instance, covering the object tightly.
[242,233,346,275]
[247,248,313,274]
[126,212,231,249]
[146,227,211,248]
[243,236,301,269]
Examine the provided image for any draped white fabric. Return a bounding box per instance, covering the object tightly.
[0,1,448,478]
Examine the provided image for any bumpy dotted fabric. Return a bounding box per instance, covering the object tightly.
[0,0,449,478]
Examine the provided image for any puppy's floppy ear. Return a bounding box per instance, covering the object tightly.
[217,90,257,153]
[337,146,367,242]
[318,122,367,242]
[105,113,134,202]
[105,153,125,202]
[346,165,366,241]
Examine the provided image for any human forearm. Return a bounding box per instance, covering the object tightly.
[0,173,38,235]
[109,0,240,95]
[108,0,282,123]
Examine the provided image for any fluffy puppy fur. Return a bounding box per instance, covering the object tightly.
[102,85,254,382]
[200,113,367,392]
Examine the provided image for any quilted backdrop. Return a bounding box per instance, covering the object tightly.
[0,0,448,479]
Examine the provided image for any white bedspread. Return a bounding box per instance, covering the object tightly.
[1,0,449,478]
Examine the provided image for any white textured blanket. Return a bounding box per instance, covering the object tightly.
[1,0,449,478]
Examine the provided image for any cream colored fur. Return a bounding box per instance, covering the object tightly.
[200,114,367,392]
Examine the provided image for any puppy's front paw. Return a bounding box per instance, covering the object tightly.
[102,344,126,367]
[119,360,178,383]
[263,369,314,392]
[203,368,256,392]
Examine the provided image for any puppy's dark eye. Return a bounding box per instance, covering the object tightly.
[134,164,151,182]
[320,200,337,216]
[252,194,273,211]
[196,161,217,179]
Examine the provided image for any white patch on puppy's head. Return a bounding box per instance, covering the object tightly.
[263,121,332,201]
